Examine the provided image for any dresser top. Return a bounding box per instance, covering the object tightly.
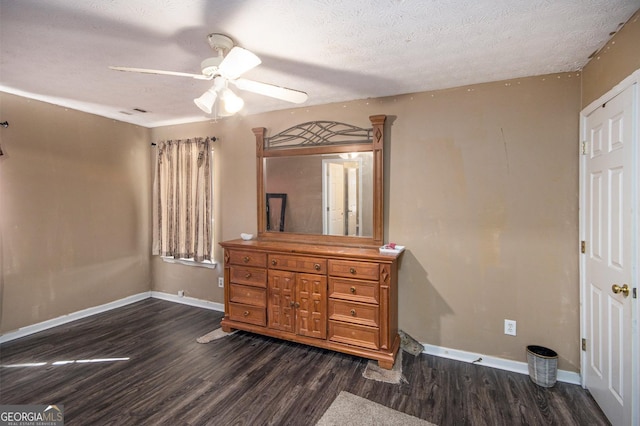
[220,238,402,263]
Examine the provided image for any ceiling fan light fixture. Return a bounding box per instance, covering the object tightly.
[221,88,244,114]
[194,87,218,114]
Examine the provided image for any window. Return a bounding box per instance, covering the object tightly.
[152,138,216,268]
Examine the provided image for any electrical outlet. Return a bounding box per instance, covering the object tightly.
[504,319,516,336]
[178,290,185,298]
[218,277,224,288]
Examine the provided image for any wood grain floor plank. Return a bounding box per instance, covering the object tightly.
[0,299,610,425]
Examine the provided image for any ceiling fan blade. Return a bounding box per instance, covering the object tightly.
[232,78,308,104]
[218,47,261,80]
[109,66,211,80]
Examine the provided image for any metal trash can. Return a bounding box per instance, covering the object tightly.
[526,345,558,388]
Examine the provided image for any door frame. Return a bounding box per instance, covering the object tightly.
[579,68,639,425]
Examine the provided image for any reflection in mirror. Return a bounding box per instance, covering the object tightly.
[264,152,373,236]
[266,193,287,232]
[322,156,364,236]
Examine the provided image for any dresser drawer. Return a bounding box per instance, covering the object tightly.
[328,321,379,350]
[229,302,266,326]
[229,283,266,307]
[230,266,267,288]
[269,254,327,274]
[329,300,379,328]
[228,250,267,268]
[329,277,379,304]
[328,260,379,280]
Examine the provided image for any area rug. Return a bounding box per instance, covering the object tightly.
[316,391,435,426]
[362,349,407,384]
[196,328,237,343]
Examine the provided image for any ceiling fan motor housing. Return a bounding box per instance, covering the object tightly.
[207,33,234,54]
[202,34,235,76]
[201,57,223,76]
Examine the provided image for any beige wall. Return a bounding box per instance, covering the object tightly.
[582,9,640,107]
[0,93,151,333]
[150,73,581,371]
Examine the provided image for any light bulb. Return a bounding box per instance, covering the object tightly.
[221,88,244,114]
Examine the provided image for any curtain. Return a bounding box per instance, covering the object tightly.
[152,137,213,262]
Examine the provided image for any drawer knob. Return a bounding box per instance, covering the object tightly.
[245,273,252,279]
[350,286,356,294]
[243,256,250,263]
[295,302,300,308]
[271,259,278,266]
[243,311,249,317]
[290,301,295,307]
[349,267,356,274]
[350,309,356,316]
[314,263,321,271]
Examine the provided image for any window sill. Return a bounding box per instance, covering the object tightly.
[161,257,217,269]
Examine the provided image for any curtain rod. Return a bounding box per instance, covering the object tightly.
[151,136,217,146]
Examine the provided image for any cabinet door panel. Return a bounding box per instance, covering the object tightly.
[296,273,327,339]
[268,270,295,333]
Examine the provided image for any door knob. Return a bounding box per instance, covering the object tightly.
[612,284,630,297]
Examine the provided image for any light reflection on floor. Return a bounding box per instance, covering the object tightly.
[1,357,130,368]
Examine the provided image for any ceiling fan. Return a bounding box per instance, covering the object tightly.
[109,33,308,116]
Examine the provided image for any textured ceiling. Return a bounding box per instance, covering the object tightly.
[1,0,638,128]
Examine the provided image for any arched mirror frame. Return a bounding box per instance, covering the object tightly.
[254,115,386,247]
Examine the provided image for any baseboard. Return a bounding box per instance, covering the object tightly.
[421,343,581,385]
[150,291,224,312]
[0,292,152,344]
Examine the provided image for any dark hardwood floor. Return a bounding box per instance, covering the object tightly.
[0,299,609,425]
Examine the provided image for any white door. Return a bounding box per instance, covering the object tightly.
[583,83,635,426]
[326,162,345,235]
[346,167,357,235]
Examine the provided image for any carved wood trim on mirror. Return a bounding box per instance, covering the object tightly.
[254,115,386,247]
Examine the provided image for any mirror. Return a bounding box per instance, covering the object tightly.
[264,153,373,236]
[254,115,386,246]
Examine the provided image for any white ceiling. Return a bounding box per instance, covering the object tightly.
[1,0,638,128]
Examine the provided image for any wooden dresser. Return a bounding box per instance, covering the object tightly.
[219,239,402,369]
